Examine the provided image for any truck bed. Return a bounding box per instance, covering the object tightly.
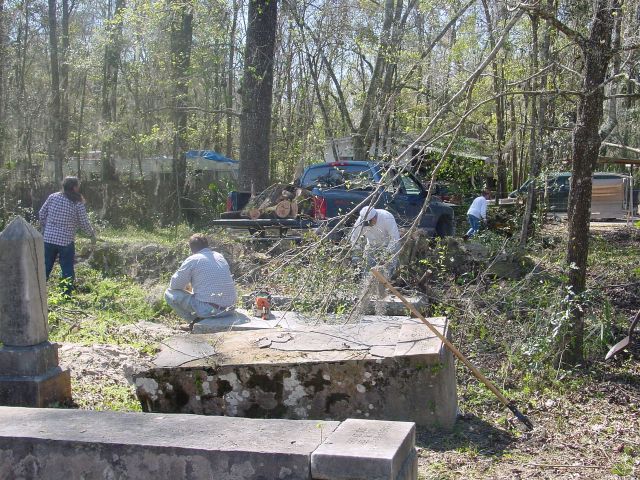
[210,218,317,229]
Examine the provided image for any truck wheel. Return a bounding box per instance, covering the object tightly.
[435,216,454,237]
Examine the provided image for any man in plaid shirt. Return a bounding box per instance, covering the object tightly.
[165,234,237,326]
[39,177,95,292]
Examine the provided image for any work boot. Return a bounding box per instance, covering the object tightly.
[462,234,470,242]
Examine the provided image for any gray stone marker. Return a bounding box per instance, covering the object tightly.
[311,419,417,480]
[135,316,457,429]
[0,406,417,480]
[0,216,71,407]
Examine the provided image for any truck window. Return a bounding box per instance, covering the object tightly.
[399,173,422,195]
[388,169,423,195]
[301,166,331,188]
[301,165,373,189]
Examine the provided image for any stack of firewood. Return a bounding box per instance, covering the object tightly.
[242,183,313,219]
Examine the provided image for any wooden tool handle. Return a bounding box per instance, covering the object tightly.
[371,269,512,407]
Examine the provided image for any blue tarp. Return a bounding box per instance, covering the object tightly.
[186,150,238,164]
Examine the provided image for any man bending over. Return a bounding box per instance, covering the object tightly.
[350,206,401,276]
[165,234,237,326]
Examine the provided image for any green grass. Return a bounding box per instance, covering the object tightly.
[95,223,193,245]
[47,264,163,352]
[72,379,142,412]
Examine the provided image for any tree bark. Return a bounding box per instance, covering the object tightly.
[100,0,125,183]
[48,0,63,183]
[169,0,193,216]
[481,0,506,198]
[0,0,5,168]
[562,0,619,366]
[60,0,69,163]
[225,0,239,159]
[353,0,397,160]
[75,73,87,179]
[518,15,540,248]
[509,98,518,190]
[239,0,278,192]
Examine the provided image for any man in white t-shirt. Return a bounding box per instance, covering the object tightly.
[350,206,400,275]
[464,190,491,240]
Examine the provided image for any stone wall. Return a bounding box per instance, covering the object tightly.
[0,407,417,480]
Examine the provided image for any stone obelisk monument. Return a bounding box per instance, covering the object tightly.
[0,216,71,407]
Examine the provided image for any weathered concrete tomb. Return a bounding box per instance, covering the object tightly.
[0,406,417,480]
[0,217,71,407]
[134,316,457,429]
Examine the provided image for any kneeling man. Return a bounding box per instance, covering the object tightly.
[165,234,237,324]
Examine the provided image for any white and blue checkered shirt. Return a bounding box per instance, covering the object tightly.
[39,192,95,246]
[169,248,238,308]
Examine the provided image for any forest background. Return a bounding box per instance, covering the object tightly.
[0,0,638,225]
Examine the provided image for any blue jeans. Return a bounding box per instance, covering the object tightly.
[466,215,481,237]
[44,242,75,291]
[164,289,234,322]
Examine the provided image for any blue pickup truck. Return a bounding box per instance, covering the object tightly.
[213,161,455,237]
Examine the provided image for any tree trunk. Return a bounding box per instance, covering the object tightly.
[60,0,69,163]
[0,0,5,168]
[75,73,87,179]
[169,0,193,217]
[238,0,278,192]
[225,0,238,159]
[562,0,619,366]
[100,0,125,183]
[518,15,539,247]
[48,0,63,183]
[353,0,396,161]
[481,0,506,198]
[509,98,518,190]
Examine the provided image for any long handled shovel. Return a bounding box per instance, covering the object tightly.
[371,269,534,431]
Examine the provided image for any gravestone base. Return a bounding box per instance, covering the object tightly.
[0,367,71,408]
[0,342,61,376]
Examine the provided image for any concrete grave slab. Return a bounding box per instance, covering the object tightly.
[135,316,457,428]
[393,319,446,357]
[0,407,417,480]
[192,309,308,334]
[311,419,416,480]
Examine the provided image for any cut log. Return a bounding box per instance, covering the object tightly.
[248,208,261,220]
[275,200,291,218]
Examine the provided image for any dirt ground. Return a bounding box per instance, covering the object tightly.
[544,215,640,234]
[417,360,640,479]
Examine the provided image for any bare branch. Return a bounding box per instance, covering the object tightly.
[145,106,241,117]
[602,142,640,155]
[519,2,587,48]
